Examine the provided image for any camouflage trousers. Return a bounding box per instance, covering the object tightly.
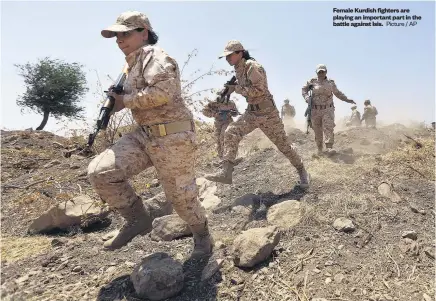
[311,106,335,149]
[223,106,304,169]
[214,119,232,159]
[87,126,206,226]
[364,117,376,128]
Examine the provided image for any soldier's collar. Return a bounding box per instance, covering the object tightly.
[125,43,151,68]
[235,58,247,70]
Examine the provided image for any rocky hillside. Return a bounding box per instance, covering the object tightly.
[1,122,435,301]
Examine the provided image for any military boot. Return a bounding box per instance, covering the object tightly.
[297,166,310,189]
[189,220,214,259]
[205,160,234,184]
[103,198,153,251]
[324,143,337,156]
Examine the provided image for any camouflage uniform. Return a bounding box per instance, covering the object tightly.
[202,99,239,159]
[281,101,296,119]
[88,11,212,257]
[302,64,354,153]
[346,105,361,127]
[281,100,296,128]
[205,40,309,188]
[361,100,378,128]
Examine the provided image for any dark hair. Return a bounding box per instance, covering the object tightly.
[135,28,159,45]
[236,50,255,61]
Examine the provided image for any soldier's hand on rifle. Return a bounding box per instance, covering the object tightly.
[107,91,125,112]
[224,83,237,94]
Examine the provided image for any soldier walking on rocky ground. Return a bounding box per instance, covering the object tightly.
[346,105,361,127]
[205,40,310,189]
[302,64,356,155]
[361,99,378,128]
[87,11,213,258]
[281,99,296,128]
[202,98,239,162]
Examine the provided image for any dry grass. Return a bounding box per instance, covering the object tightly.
[307,156,375,185]
[381,137,435,180]
[1,235,52,263]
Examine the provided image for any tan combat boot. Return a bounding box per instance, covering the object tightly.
[297,166,310,189]
[205,160,234,184]
[324,143,337,156]
[103,198,153,251]
[189,220,214,259]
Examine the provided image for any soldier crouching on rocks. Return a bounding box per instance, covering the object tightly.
[205,40,310,189]
[87,11,213,258]
[202,97,239,161]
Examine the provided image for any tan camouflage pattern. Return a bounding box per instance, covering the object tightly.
[219,40,245,58]
[316,64,327,73]
[223,106,303,169]
[87,43,206,226]
[234,58,274,105]
[281,104,296,118]
[302,76,352,148]
[362,104,378,127]
[301,77,350,106]
[87,127,206,226]
[202,100,238,158]
[347,109,361,127]
[311,107,336,147]
[221,57,303,169]
[122,45,193,126]
[101,11,153,38]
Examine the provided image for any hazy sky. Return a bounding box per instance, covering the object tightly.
[1,1,435,135]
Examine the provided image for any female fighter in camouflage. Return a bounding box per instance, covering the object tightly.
[87,11,213,257]
[361,99,378,128]
[205,40,310,188]
[202,98,239,160]
[302,64,356,155]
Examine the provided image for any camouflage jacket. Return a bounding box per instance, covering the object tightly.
[122,44,193,126]
[281,104,296,117]
[301,77,350,106]
[233,58,274,105]
[202,100,238,122]
[362,105,378,120]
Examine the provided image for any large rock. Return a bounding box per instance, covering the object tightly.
[378,182,401,203]
[150,214,192,241]
[131,252,184,301]
[197,177,221,210]
[27,195,109,234]
[144,192,173,220]
[333,217,355,233]
[267,200,304,229]
[232,226,281,268]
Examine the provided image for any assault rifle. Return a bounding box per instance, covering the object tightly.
[304,84,313,134]
[217,75,237,104]
[86,64,129,148]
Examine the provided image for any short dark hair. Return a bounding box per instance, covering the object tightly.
[136,28,159,45]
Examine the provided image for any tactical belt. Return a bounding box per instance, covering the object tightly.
[248,100,275,111]
[313,103,334,110]
[142,120,194,137]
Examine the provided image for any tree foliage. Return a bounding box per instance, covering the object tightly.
[15,57,89,130]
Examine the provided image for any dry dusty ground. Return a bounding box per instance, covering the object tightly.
[1,121,435,301]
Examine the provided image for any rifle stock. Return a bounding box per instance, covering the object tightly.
[86,64,129,148]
